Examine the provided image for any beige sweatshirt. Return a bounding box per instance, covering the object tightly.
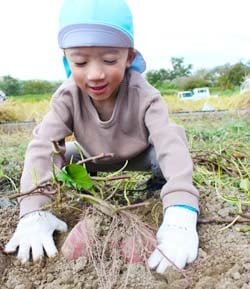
[19,70,199,217]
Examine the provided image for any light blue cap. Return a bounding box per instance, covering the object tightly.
[58,0,146,76]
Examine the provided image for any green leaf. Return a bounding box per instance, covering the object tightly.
[240,179,250,192]
[61,164,93,190]
[57,168,74,185]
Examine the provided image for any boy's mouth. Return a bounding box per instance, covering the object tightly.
[89,84,107,90]
[88,84,108,95]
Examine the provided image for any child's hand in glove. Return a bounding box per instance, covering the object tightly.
[5,211,67,263]
[148,206,198,274]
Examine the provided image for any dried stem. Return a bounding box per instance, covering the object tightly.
[115,201,150,212]
[91,175,131,181]
[7,184,53,200]
[77,152,114,165]
[218,215,241,232]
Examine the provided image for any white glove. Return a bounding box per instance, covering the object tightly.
[148,206,198,274]
[4,211,68,263]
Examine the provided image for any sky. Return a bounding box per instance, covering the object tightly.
[0,0,250,81]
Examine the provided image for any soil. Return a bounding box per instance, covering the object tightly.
[0,185,249,289]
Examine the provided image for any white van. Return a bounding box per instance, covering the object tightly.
[177,91,194,99]
[193,87,210,99]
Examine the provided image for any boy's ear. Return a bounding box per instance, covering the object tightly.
[127,49,137,67]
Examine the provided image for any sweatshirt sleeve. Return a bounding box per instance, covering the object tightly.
[144,95,199,212]
[19,89,74,217]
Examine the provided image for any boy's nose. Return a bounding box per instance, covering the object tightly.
[87,64,105,81]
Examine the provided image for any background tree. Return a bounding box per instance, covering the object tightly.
[22,80,61,95]
[216,62,250,89]
[169,57,192,80]
[0,76,62,96]
[146,69,170,85]
[175,75,210,91]
[0,75,22,96]
[146,57,192,86]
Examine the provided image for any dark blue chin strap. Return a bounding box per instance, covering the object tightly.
[63,56,71,78]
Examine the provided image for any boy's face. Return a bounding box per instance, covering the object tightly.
[65,47,135,104]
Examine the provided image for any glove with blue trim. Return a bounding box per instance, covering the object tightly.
[148,206,199,274]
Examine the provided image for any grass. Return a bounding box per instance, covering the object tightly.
[0,128,31,192]
[1,113,249,214]
[175,115,250,217]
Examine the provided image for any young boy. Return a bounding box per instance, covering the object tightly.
[5,0,199,274]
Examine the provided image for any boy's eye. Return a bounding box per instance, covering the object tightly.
[104,60,117,64]
[74,62,87,67]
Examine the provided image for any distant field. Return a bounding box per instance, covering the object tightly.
[0,91,249,122]
[163,91,250,113]
[0,94,51,122]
